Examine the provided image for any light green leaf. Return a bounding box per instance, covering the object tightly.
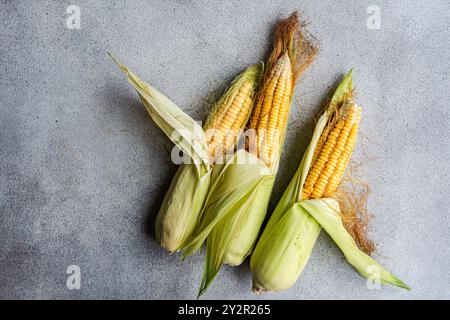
[181,150,272,258]
[300,198,411,290]
[180,150,275,297]
[155,163,211,252]
[109,54,209,173]
[328,69,353,114]
[198,172,274,296]
[250,203,321,292]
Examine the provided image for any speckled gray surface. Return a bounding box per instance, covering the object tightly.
[1,0,449,300]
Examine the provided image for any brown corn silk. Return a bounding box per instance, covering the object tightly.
[335,173,375,255]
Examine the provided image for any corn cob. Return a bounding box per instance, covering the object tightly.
[205,77,256,161]
[250,53,292,167]
[111,55,262,253]
[247,11,316,169]
[156,65,261,252]
[251,71,410,292]
[181,12,317,297]
[302,100,361,200]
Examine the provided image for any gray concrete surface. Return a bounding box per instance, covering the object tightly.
[1,0,449,299]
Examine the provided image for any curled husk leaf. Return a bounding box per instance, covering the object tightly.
[182,12,317,297]
[156,163,211,252]
[111,55,262,252]
[250,70,410,292]
[182,150,274,296]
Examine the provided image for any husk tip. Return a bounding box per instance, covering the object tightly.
[394,278,411,291]
[107,52,127,74]
[107,52,119,66]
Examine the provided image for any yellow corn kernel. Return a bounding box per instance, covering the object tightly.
[302,120,344,199]
[249,54,293,167]
[207,81,255,159]
[249,62,281,129]
[324,106,361,195]
[311,122,332,167]
[302,100,361,200]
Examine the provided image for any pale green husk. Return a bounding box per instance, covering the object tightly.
[251,203,321,292]
[110,54,209,174]
[300,199,410,290]
[111,55,262,252]
[155,163,211,252]
[181,58,298,296]
[181,150,275,296]
[250,70,410,292]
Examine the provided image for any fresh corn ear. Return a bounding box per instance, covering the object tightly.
[111,55,262,252]
[155,64,262,252]
[181,12,317,297]
[250,70,410,292]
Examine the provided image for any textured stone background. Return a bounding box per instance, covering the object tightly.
[1,0,449,299]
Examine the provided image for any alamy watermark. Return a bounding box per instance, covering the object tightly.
[169,125,282,166]
[365,265,381,290]
[66,265,81,290]
[66,5,81,30]
[367,5,381,30]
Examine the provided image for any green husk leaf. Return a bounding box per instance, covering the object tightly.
[263,70,354,233]
[300,198,411,290]
[181,150,273,258]
[179,150,274,297]
[198,169,274,297]
[109,54,209,173]
[155,163,211,252]
[250,203,321,292]
[252,70,409,292]
[328,68,353,115]
[222,175,275,266]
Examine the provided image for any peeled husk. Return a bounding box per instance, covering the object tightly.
[111,55,262,253]
[250,70,410,292]
[181,12,318,297]
[155,163,211,252]
[181,150,275,296]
